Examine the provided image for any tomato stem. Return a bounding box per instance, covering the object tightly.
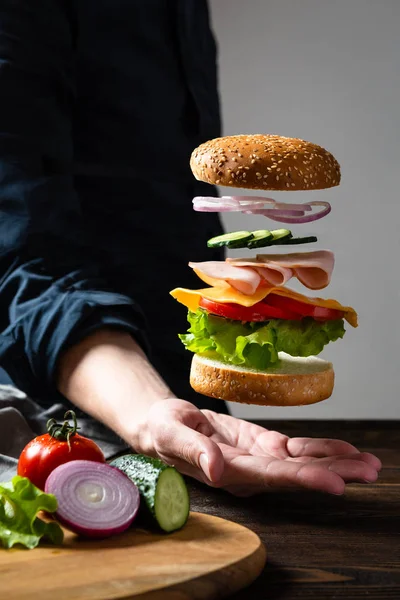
[46,411,80,449]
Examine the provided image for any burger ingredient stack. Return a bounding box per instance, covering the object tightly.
[170,134,357,406]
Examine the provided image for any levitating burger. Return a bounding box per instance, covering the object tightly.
[170,134,357,406]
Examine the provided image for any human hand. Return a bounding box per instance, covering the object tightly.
[133,398,381,497]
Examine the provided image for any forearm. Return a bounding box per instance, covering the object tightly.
[57,328,174,445]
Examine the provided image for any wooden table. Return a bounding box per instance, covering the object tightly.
[190,420,400,600]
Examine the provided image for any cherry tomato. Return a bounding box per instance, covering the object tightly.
[17,411,105,490]
[199,297,301,321]
[263,294,344,321]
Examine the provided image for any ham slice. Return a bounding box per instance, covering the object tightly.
[227,250,334,290]
[222,258,294,286]
[188,261,261,295]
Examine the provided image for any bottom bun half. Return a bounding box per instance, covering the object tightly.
[190,353,334,406]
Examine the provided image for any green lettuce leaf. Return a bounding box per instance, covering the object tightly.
[0,476,64,549]
[272,318,345,356]
[179,310,345,370]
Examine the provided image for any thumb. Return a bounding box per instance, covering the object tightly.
[154,418,224,484]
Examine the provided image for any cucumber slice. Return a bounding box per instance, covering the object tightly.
[277,235,318,245]
[207,230,254,248]
[247,229,273,249]
[110,454,190,533]
[270,229,292,243]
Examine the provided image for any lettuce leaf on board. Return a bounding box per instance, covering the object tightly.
[179,310,345,370]
[0,476,63,549]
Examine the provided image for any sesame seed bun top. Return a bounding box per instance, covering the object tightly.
[190,134,341,191]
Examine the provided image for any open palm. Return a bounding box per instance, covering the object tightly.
[142,399,381,497]
[200,410,381,496]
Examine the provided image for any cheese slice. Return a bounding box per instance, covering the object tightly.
[170,280,358,328]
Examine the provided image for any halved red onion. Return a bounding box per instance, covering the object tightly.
[45,460,140,538]
[253,201,331,224]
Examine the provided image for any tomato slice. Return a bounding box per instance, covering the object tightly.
[264,293,344,320]
[262,294,315,317]
[313,306,345,321]
[199,297,302,321]
[199,294,345,323]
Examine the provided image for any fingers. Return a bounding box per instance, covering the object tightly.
[326,456,379,484]
[286,437,360,459]
[219,454,347,495]
[150,400,225,484]
[218,450,381,497]
[286,437,382,472]
[158,421,224,483]
[357,452,382,471]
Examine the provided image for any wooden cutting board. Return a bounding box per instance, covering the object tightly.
[0,512,266,600]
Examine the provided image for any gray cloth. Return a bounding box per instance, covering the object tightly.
[0,385,128,482]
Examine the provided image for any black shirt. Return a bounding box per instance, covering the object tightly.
[0,0,226,411]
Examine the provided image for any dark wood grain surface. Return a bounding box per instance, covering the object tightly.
[189,420,400,600]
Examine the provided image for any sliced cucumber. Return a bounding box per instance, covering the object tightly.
[277,235,318,245]
[110,454,190,533]
[206,228,316,250]
[269,228,292,243]
[247,229,273,249]
[207,230,254,248]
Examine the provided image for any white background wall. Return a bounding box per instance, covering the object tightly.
[209,0,400,419]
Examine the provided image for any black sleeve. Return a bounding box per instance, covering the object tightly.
[0,0,148,405]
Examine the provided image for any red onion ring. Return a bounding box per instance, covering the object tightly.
[227,195,277,205]
[252,201,331,224]
[242,208,306,217]
[231,196,312,211]
[273,202,312,212]
[193,197,263,212]
[192,195,314,214]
